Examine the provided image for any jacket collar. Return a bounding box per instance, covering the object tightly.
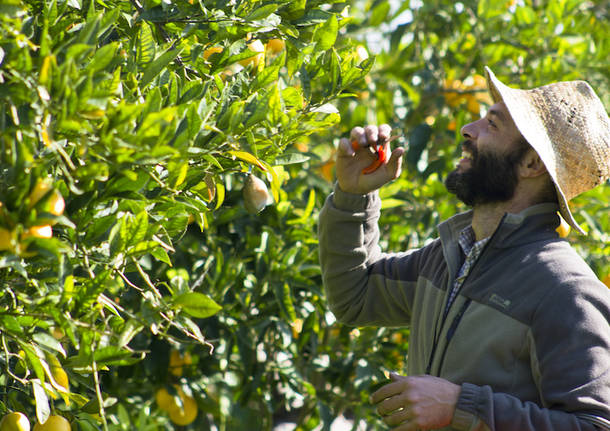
[438,203,561,251]
[437,203,560,280]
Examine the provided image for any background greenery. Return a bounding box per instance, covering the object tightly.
[0,0,608,429]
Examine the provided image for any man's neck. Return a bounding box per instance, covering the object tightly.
[471,199,534,241]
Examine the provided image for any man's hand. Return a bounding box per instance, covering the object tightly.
[336,125,404,195]
[370,373,461,431]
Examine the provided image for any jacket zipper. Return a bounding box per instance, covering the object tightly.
[425,215,506,376]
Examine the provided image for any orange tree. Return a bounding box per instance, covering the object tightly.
[1,0,609,430]
[0,0,375,429]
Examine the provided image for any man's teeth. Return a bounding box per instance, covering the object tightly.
[461,150,473,160]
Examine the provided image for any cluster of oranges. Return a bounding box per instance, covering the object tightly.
[155,350,198,426]
[0,177,65,254]
[0,412,70,431]
[443,74,492,116]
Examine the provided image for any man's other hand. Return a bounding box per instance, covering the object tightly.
[370,373,461,431]
[336,125,404,195]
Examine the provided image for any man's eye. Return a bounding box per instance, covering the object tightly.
[487,119,496,128]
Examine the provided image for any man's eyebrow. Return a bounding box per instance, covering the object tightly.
[488,108,507,124]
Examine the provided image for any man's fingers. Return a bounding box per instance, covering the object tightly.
[338,137,354,156]
[379,124,391,142]
[364,125,378,145]
[350,126,366,147]
[382,406,412,427]
[370,380,405,405]
[377,393,407,416]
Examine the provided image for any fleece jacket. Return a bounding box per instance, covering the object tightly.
[318,184,610,430]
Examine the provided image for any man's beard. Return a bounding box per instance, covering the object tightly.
[445,139,529,206]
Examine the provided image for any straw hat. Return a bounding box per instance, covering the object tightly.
[484,66,610,234]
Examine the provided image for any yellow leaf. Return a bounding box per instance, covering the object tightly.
[227,150,267,171]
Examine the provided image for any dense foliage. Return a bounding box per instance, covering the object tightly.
[0,0,608,430]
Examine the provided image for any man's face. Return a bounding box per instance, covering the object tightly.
[445,102,529,206]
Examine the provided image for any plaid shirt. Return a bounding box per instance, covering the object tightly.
[444,226,490,316]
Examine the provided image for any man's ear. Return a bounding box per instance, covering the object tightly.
[519,148,547,178]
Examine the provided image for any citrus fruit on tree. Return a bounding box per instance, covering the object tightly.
[168,349,192,377]
[155,386,198,426]
[27,178,52,209]
[155,387,175,412]
[0,228,15,251]
[239,39,265,68]
[21,225,53,240]
[556,214,571,238]
[0,412,30,431]
[168,388,198,426]
[242,174,272,214]
[45,190,65,217]
[32,415,70,431]
[266,38,285,54]
[203,46,223,60]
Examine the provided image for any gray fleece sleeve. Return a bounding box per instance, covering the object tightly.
[453,383,608,430]
[318,184,421,327]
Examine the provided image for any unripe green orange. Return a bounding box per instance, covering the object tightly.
[243,174,272,214]
[0,412,30,431]
[32,415,70,431]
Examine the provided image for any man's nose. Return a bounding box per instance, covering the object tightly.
[460,121,477,140]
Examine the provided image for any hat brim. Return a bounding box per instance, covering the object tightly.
[483,66,585,235]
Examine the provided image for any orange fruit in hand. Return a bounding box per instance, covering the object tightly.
[32,415,70,431]
[0,412,30,431]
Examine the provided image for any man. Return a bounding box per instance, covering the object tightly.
[318,66,610,430]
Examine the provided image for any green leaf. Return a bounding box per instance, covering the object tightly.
[274,153,310,165]
[173,292,222,318]
[370,1,391,26]
[245,4,278,21]
[87,42,118,73]
[141,48,183,87]
[137,21,156,65]
[93,346,140,366]
[252,64,281,92]
[32,333,67,358]
[313,13,338,51]
[274,282,297,321]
